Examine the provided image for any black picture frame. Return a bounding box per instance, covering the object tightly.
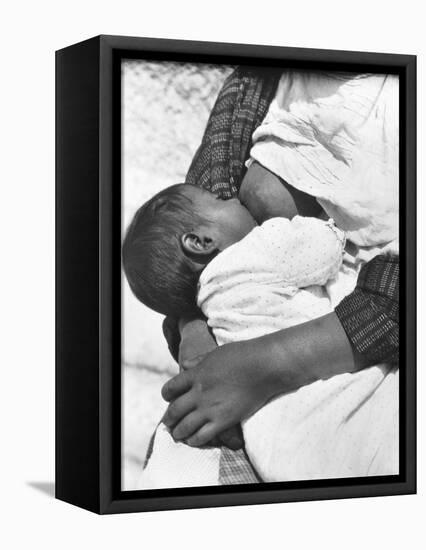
[56,35,416,514]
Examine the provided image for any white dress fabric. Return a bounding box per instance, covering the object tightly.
[138,217,398,488]
[248,71,399,248]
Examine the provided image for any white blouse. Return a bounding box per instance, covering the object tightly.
[249,71,399,248]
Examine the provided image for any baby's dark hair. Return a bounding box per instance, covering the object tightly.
[122,184,205,317]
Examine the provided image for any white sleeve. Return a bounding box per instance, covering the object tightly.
[261,216,346,288]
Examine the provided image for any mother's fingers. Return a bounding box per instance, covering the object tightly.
[172,411,206,441]
[161,370,193,402]
[162,389,197,428]
[186,423,219,448]
[180,354,204,371]
[218,425,244,450]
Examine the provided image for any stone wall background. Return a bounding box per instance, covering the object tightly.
[122,60,233,490]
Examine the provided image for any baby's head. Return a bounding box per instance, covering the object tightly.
[122,184,256,317]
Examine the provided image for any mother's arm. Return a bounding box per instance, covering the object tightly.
[161,312,359,446]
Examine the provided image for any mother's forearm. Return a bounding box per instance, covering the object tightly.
[257,312,367,396]
[174,311,366,400]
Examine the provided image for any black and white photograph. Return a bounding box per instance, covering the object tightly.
[121,59,401,491]
[4,0,424,543]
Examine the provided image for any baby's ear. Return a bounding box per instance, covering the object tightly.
[181,232,216,257]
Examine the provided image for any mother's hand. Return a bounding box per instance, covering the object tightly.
[161,312,361,447]
[161,337,288,447]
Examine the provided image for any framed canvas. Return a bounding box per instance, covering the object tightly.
[56,35,416,514]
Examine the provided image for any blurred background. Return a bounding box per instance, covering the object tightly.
[121,59,232,490]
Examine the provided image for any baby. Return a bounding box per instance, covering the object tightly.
[122,182,399,488]
[122,182,347,318]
